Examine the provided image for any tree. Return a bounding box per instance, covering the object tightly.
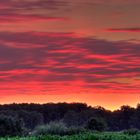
[63,111,80,126]
[0,115,24,136]
[17,110,43,130]
[86,117,107,131]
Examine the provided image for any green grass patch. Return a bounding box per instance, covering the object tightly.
[1,132,140,140]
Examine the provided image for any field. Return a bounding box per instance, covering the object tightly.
[1,132,140,140]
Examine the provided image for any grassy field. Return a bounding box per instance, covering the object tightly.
[1,132,140,140]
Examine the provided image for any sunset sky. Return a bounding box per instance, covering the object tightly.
[0,0,140,110]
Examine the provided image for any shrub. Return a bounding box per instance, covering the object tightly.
[65,126,85,135]
[33,122,85,136]
[33,121,67,136]
[123,128,140,135]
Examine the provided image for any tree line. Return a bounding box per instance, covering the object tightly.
[0,103,140,136]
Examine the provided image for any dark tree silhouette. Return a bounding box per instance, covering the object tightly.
[0,115,24,136]
[0,102,140,136]
[86,117,107,131]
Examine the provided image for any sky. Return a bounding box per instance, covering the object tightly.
[0,0,140,110]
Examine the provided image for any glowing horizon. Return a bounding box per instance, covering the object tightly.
[0,92,140,111]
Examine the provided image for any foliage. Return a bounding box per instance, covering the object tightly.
[65,126,85,135]
[123,128,140,135]
[33,121,67,136]
[1,132,140,140]
[1,103,140,133]
[32,122,85,136]
[0,115,24,137]
[17,110,43,130]
[86,117,107,131]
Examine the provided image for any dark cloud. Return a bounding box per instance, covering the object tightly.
[0,32,139,94]
[0,13,67,23]
[0,0,69,24]
[107,28,140,32]
[0,0,68,10]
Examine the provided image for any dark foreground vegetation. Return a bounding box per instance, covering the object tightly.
[1,132,140,140]
[0,102,140,138]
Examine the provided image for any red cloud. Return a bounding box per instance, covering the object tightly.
[107,28,140,32]
[0,14,68,23]
[0,31,139,96]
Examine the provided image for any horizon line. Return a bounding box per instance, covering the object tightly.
[0,101,139,112]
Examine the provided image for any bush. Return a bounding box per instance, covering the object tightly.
[65,126,85,135]
[33,121,67,136]
[123,128,140,135]
[33,121,85,136]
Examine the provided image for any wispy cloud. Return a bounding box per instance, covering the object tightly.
[107,28,140,32]
[0,32,139,94]
[0,14,68,23]
[0,0,139,97]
